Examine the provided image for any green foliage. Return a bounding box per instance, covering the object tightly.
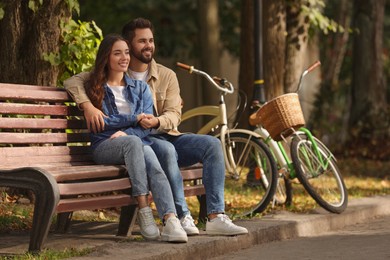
[65,0,80,15]
[27,0,43,12]
[0,1,4,20]
[303,0,345,35]
[79,0,241,59]
[43,19,103,86]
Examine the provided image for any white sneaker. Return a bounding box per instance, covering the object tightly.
[137,207,160,240]
[161,217,188,243]
[180,214,200,235]
[206,214,248,236]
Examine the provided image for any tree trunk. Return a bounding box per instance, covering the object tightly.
[198,0,221,106]
[350,0,389,158]
[263,0,286,99]
[0,0,71,86]
[284,0,309,93]
[237,0,255,129]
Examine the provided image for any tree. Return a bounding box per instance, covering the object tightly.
[198,0,221,106]
[0,0,71,85]
[284,0,310,93]
[349,0,389,158]
[263,0,287,99]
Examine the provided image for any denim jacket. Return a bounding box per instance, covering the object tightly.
[90,74,153,149]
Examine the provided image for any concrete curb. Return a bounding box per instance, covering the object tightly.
[69,195,390,260]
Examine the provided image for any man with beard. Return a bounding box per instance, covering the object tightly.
[64,17,248,237]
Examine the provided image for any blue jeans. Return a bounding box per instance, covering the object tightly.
[150,133,225,216]
[92,135,176,219]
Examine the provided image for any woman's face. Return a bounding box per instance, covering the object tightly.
[109,40,130,73]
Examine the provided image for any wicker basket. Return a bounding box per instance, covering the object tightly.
[252,93,305,141]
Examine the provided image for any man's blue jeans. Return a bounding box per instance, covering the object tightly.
[92,135,177,219]
[150,133,225,217]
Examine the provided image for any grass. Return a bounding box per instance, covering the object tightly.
[0,157,389,259]
[0,248,93,260]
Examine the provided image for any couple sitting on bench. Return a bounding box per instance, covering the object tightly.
[64,17,248,243]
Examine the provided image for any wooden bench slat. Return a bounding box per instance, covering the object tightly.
[0,146,90,157]
[0,103,82,116]
[0,132,89,144]
[0,85,69,102]
[181,167,203,180]
[58,178,131,195]
[48,165,127,182]
[0,117,86,129]
[0,83,64,91]
[184,185,206,197]
[56,194,135,213]
[0,155,93,168]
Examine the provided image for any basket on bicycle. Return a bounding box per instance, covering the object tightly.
[249,93,305,141]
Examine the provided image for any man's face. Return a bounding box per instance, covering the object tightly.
[130,28,154,64]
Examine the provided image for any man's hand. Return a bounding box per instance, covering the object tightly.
[139,114,159,129]
[80,102,107,133]
[110,131,127,139]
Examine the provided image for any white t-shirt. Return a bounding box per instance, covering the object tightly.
[129,69,148,82]
[108,85,131,114]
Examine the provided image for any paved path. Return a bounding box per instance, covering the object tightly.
[210,214,390,260]
[0,196,389,259]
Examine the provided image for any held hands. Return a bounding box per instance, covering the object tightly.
[138,114,159,129]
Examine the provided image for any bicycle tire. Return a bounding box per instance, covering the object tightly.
[290,133,348,213]
[222,132,278,218]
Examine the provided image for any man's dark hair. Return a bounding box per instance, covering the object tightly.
[122,17,154,42]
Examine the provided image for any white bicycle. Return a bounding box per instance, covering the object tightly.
[177,62,278,218]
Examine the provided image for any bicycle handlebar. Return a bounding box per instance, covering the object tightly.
[176,62,234,94]
[296,60,321,92]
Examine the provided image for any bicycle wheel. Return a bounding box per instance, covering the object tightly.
[290,133,348,213]
[222,132,278,218]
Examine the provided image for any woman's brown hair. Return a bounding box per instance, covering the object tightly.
[86,34,129,109]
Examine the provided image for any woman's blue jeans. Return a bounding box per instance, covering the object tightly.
[149,133,225,217]
[92,135,176,219]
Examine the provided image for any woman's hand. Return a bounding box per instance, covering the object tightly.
[137,113,147,122]
[110,131,127,139]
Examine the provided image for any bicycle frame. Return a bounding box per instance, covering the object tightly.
[254,124,337,180]
[182,91,262,175]
[254,126,295,178]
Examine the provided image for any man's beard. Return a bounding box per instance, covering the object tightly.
[132,48,153,64]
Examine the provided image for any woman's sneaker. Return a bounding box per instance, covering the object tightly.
[161,217,188,243]
[206,214,248,236]
[137,207,160,240]
[180,214,200,235]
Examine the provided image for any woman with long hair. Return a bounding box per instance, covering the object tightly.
[84,34,187,243]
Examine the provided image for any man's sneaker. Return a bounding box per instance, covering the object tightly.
[137,207,160,240]
[161,217,188,243]
[180,214,200,235]
[206,214,248,236]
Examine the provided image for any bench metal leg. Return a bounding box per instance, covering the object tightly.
[198,194,207,224]
[0,167,59,253]
[56,212,73,233]
[117,204,138,236]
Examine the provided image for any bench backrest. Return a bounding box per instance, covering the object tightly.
[0,83,92,169]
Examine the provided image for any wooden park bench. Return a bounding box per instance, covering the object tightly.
[0,82,206,253]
